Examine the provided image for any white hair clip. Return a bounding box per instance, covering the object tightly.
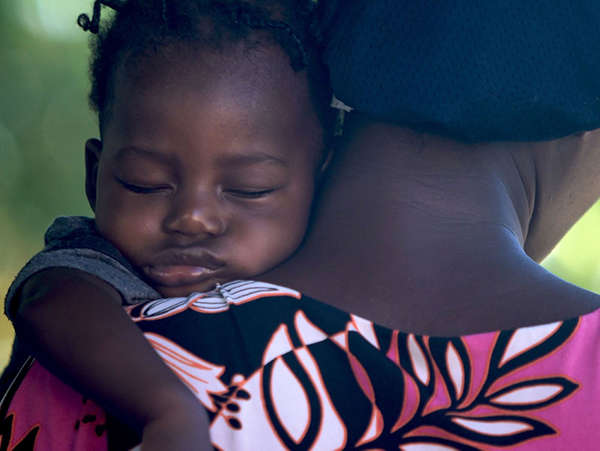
[330,95,353,112]
[330,95,352,136]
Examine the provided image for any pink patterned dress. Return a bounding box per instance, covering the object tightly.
[2,281,599,450]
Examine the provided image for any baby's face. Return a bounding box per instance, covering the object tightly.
[87,44,324,297]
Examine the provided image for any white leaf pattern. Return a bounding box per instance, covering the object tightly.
[491,384,563,406]
[452,417,532,435]
[408,334,430,385]
[270,357,310,444]
[446,342,464,398]
[500,322,561,366]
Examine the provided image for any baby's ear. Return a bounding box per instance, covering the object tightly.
[85,139,102,212]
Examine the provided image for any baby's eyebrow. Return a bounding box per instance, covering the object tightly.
[218,152,288,168]
[114,146,173,164]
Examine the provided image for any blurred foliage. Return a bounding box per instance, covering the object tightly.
[0,0,97,367]
[1,0,600,371]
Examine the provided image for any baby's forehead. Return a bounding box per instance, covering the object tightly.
[113,41,313,116]
[104,43,324,164]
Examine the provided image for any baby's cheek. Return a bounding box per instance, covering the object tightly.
[269,213,307,258]
[233,222,294,275]
[95,205,156,262]
[114,197,168,233]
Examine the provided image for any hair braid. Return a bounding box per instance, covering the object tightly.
[214,2,308,69]
[77,0,126,34]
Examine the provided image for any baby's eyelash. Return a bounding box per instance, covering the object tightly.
[226,188,276,199]
[116,178,166,194]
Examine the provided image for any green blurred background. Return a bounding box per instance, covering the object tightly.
[1,0,600,370]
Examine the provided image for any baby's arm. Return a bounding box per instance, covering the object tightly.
[13,267,210,450]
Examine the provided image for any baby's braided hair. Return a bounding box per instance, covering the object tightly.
[78,0,332,134]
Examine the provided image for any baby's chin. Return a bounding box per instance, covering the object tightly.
[153,280,221,298]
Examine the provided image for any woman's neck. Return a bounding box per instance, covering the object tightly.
[264,119,600,334]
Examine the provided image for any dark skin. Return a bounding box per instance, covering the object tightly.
[264,116,600,335]
[14,42,326,449]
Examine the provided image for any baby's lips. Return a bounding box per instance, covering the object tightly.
[143,264,221,287]
[150,249,226,269]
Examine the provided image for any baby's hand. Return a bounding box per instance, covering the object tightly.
[141,402,212,451]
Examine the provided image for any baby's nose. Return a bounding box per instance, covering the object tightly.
[163,189,227,238]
